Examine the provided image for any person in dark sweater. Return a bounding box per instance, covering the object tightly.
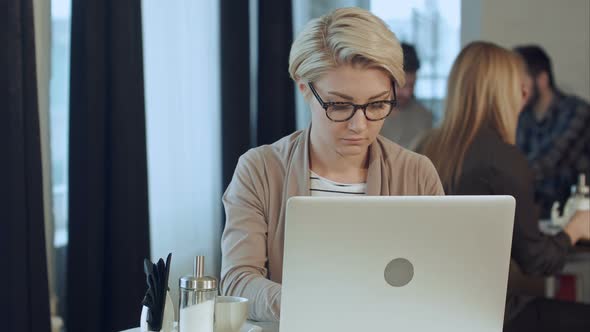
[419,41,590,332]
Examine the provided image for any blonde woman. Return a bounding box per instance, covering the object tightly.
[420,42,590,331]
[220,7,444,322]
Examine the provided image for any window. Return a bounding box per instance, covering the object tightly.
[371,0,461,123]
[49,0,71,327]
[50,0,71,248]
[142,0,222,304]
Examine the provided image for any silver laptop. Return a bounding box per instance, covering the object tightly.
[280,196,515,332]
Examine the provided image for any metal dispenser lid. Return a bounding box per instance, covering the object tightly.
[179,256,217,290]
[575,174,589,195]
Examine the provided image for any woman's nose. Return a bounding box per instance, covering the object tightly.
[348,108,368,131]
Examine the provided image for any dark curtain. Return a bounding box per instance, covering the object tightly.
[0,0,51,331]
[257,0,296,146]
[66,1,150,331]
[221,0,252,189]
[221,0,296,189]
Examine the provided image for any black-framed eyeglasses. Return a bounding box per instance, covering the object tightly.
[308,81,397,122]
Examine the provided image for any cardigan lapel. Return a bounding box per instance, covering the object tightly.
[283,126,389,197]
[283,126,311,201]
[367,138,389,195]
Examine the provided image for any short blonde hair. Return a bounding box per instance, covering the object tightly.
[288,7,405,87]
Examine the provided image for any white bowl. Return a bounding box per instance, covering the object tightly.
[215,296,249,332]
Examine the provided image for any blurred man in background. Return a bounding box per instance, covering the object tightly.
[380,43,433,150]
[515,45,590,219]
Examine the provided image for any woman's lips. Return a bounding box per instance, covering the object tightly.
[341,138,365,144]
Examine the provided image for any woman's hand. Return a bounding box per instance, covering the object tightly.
[563,210,590,245]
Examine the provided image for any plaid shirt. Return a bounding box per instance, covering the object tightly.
[517,91,590,218]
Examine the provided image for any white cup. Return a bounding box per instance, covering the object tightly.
[214,296,249,332]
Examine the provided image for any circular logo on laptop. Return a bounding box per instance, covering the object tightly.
[384,258,414,287]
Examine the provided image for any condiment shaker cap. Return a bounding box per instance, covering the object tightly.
[179,256,217,290]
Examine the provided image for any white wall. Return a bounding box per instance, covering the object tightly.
[462,0,590,100]
[142,0,221,314]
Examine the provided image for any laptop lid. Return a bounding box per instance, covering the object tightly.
[280,196,515,332]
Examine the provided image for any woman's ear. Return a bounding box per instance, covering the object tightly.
[298,82,306,93]
[296,79,308,96]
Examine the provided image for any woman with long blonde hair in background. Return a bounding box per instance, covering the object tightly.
[420,41,590,331]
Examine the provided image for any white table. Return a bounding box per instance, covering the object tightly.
[121,320,279,332]
[539,219,590,302]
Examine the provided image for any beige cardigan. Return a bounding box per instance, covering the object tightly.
[220,127,444,322]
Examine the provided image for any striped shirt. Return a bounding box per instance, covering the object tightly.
[310,171,367,196]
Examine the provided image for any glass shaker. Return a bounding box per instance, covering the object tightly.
[179,256,217,332]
